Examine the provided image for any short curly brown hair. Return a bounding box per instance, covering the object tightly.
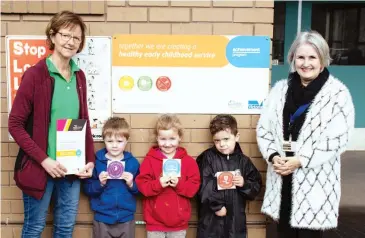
[209,114,238,136]
[45,10,87,53]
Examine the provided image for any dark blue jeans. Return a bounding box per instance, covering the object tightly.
[21,177,80,238]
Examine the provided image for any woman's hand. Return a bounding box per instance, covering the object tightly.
[274,156,301,176]
[41,157,67,178]
[76,162,94,179]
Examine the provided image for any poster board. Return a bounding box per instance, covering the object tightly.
[6,35,112,140]
[112,34,270,114]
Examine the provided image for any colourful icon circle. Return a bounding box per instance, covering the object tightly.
[218,172,234,189]
[76,149,82,157]
[119,76,134,91]
[163,159,181,177]
[137,76,153,91]
[156,76,171,92]
[107,161,125,179]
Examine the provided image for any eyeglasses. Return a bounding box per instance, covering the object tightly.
[57,32,82,44]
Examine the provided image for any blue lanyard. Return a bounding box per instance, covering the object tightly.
[290,103,310,124]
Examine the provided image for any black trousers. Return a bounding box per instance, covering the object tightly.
[277,175,324,238]
[277,225,324,238]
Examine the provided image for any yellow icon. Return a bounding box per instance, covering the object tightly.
[119,76,134,91]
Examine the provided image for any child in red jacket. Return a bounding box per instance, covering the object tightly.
[136,114,200,238]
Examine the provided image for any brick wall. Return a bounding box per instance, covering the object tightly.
[1,1,273,237]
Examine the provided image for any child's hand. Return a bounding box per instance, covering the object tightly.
[215,206,227,217]
[99,171,108,186]
[121,172,134,188]
[233,175,244,187]
[169,177,179,187]
[160,176,170,188]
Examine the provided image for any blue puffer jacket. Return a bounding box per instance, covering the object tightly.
[83,148,140,224]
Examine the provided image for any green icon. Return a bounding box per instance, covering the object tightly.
[137,76,153,91]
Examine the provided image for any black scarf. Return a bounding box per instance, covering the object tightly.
[283,68,329,141]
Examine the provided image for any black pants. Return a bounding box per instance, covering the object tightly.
[277,225,324,238]
[278,175,324,238]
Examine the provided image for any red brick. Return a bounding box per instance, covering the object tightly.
[113,114,131,125]
[107,1,126,7]
[89,22,129,36]
[250,157,267,172]
[1,98,7,114]
[149,8,190,22]
[234,8,274,23]
[181,142,211,157]
[1,14,20,21]
[239,143,251,157]
[7,22,48,34]
[213,23,253,35]
[178,115,211,129]
[128,0,169,6]
[131,114,158,129]
[1,22,7,36]
[1,1,12,13]
[1,157,15,171]
[255,23,273,38]
[1,172,9,185]
[1,186,22,199]
[251,115,260,128]
[250,144,262,158]
[213,0,253,7]
[130,143,153,157]
[129,129,151,143]
[11,200,24,213]
[59,1,73,11]
[1,226,13,238]
[2,127,11,142]
[239,129,256,143]
[247,226,266,238]
[1,200,11,214]
[256,0,274,8]
[90,1,106,14]
[78,198,92,213]
[191,129,211,143]
[1,113,8,128]
[12,1,27,13]
[75,213,94,223]
[107,7,147,22]
[73,227,93,237]
[131,23,171,34]
[246,214,266,222]
[43,1,59,14]
[172,23,212,35]
[234,115,252,128]
[9,143,19,157]
[27,1,43,13]
[192,8,233,22]
[73,1,89,14]
[2,143,9,156]
[171,1,211,7]
[22,15,52,21]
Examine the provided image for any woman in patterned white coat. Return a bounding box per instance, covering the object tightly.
[256,31,355,238]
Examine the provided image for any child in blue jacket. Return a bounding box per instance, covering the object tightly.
[84,117,140,238]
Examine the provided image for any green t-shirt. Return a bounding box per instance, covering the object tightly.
[46,56,80,160]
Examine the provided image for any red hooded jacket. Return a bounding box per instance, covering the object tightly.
[136,146,200,231]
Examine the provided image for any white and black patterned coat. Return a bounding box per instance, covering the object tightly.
[256,75,355,230]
